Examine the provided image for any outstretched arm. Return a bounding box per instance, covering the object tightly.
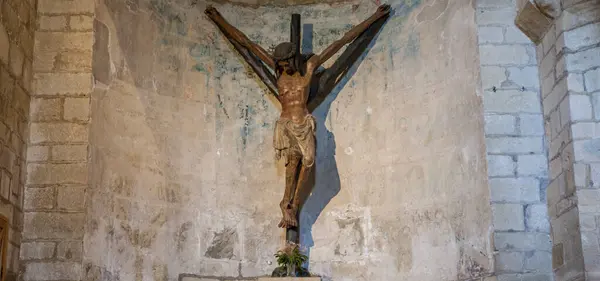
[307,13,388,112]
[308,5,390,69]
[205,6,275,69]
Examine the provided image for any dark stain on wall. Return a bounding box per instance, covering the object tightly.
[110,176,134,197]
[176,222,193,252]
[153,263,169,281]
[457,249,487,280]
[120,212,167,249]
[84,263,121,281]
[205,228,237,259]
[335,217,364,256]
[135,253,144,280]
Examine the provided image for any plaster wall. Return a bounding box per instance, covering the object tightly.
[85,0,493,280]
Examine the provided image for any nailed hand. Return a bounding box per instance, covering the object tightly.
[205,6,220,17]
[377,4,391,16]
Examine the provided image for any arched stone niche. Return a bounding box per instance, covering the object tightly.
[86,0,494,280]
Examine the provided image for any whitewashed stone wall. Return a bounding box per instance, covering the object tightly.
[476,0,553,280]
[533,1,600,280]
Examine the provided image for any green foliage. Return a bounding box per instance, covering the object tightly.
[272,243,312,277]
[274,245,308,268]
[289,247,308,267]
[275,251,290,267]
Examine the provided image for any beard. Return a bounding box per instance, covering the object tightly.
[276,59,298,77]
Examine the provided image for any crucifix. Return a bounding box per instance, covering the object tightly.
[205,4,391,244]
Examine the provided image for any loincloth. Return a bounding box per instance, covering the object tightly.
[273,114,316,167]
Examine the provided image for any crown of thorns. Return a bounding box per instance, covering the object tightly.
[273,42,297,61]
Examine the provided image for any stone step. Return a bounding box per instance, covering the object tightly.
[258,277,321,281]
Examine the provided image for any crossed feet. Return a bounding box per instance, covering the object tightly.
[278,204,298,228]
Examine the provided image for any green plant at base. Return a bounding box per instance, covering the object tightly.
[275,246,308,268]
[272,243,310,277]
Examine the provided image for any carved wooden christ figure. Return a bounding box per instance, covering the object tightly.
[205,5,391,230]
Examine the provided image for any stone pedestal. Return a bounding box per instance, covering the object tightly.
[258,277,321,281]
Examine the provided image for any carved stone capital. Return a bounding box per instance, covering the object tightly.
[533,0,561,18]
[515,0,556,44]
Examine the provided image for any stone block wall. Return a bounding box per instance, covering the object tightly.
[20,0,94,280]
[14,0,600,280]
[0,0,36,279]
[476,0,553,279]
[531,1,600,280]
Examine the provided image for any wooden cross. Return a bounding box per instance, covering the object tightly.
[206,8,390,245]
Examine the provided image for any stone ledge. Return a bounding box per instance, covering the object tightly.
[179,277,321,281]
[258,277,321,281]
[212,0,355,8]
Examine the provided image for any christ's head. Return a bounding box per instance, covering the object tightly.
[273,42,297,77]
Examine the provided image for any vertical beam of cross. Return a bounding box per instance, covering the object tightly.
[291,14,303,74]
[286,14,302,246]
